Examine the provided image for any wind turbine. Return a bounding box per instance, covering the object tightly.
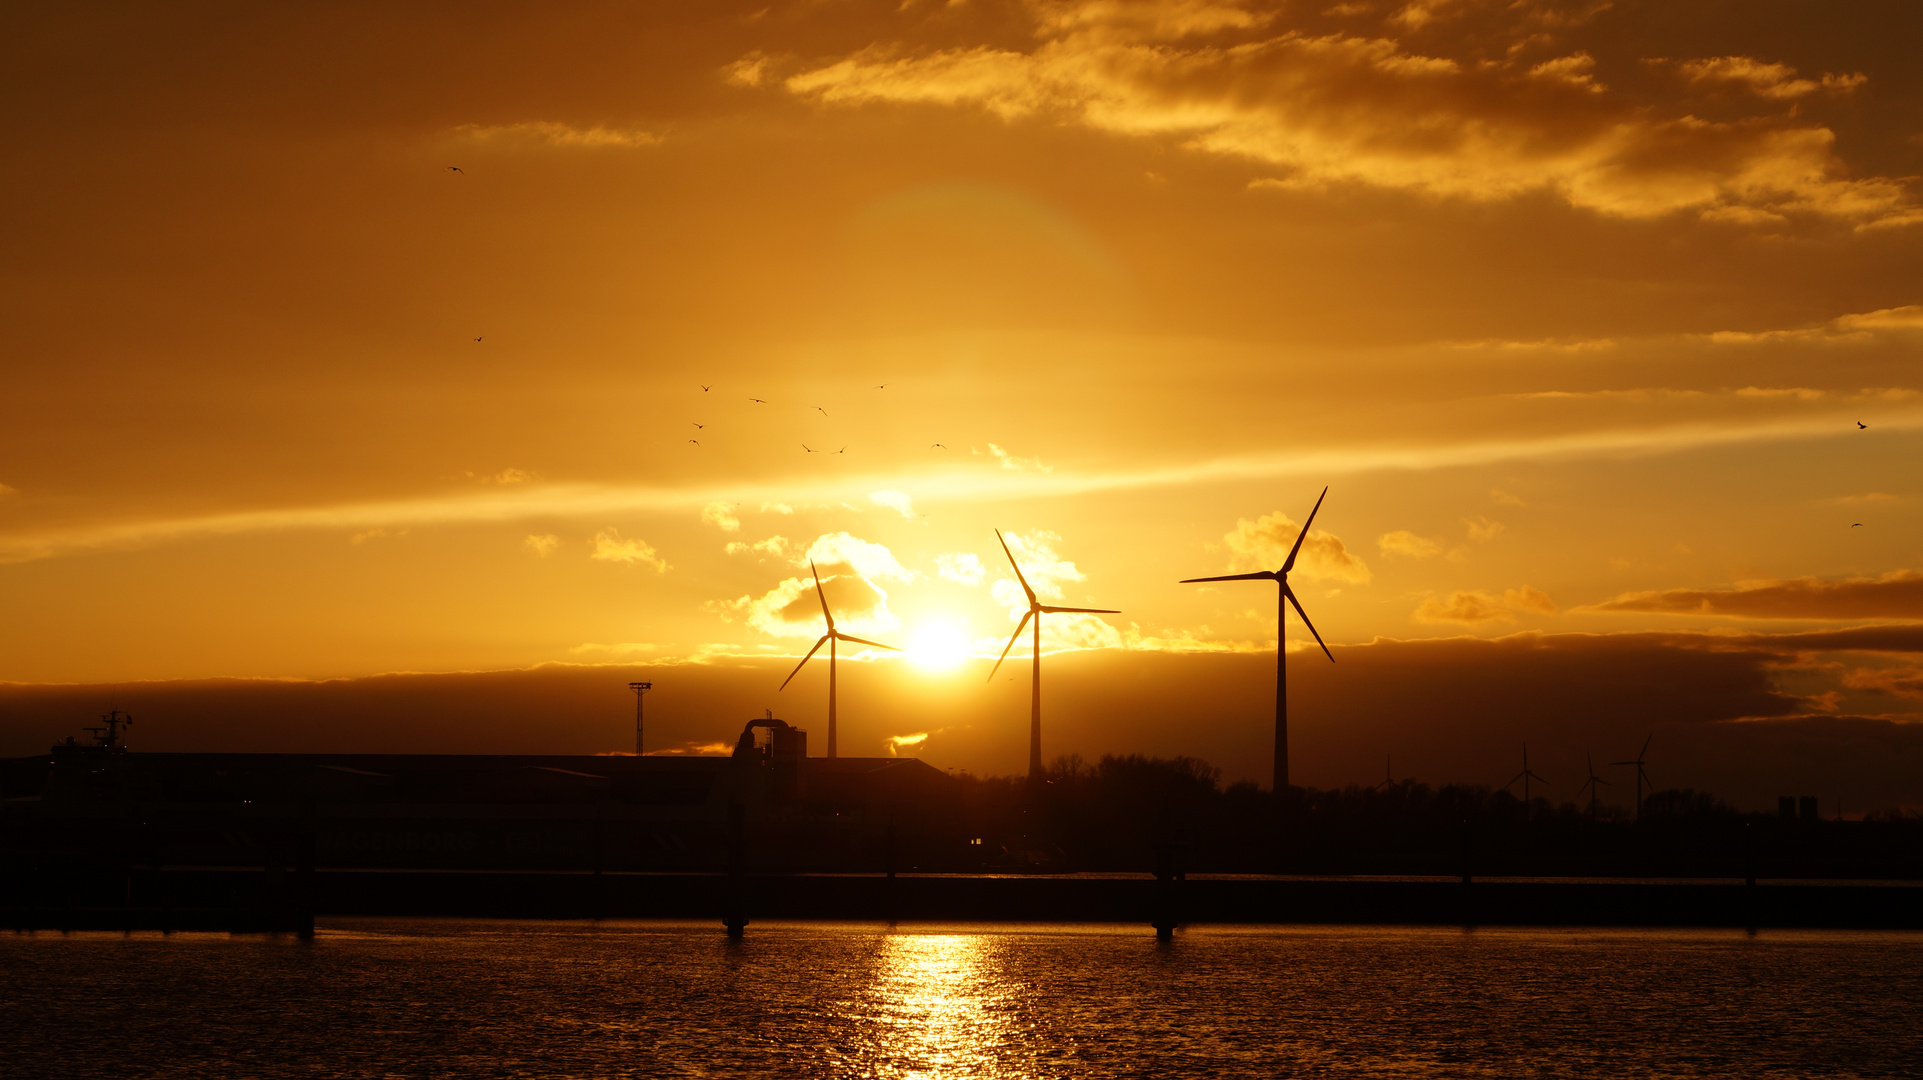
[1505,743,1550,811]
[1179,487,1335,792]
[779,560,900,759]
[1612,735,1654,821]
[1372,755,1394,792]
[988,530,1120,782]
[1575,752,1611,818]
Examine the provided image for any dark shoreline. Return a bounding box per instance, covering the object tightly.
[6,870,1920,933]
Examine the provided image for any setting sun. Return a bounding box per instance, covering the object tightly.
[906,620,972,673]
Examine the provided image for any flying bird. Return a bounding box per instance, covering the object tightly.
[1853,523,1865,527]
[1858,421,1868,429]
[473,337,482,342]
[688,439,700,447]
[749,397,767,404]
[692,423,705,429]
[701,384,712,392]
[876,384,887,390]
[836,446,847,454]
[803,444,819,453]
[814,406,829,417]
[447,166,463,173]
[931,443,947,449]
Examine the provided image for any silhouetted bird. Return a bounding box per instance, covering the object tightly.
[692,423,705,429]
[836,446,847,453]
[473,337,482,342]
[688,439,700,447]
[749,397,767,403]
[1858,421,1868,429]
[447,166,463,173]
[1853,522,1865,527]
[803,445,818,453]
[876,384,887,390]
[701,384,712,392]
[814,406,829,417]
[932,443,947,449]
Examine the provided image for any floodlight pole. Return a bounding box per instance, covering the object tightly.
[629,681,652,756]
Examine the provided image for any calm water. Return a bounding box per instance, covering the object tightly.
[4,919,1919,1078]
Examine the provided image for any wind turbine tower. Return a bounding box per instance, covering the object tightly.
[1612,735,1654,821]
[1179,487,1336,792]
[780,560,901,758]
[1575,752,1611,818]
[989,530,1121,782]
[1505,743,1550,812]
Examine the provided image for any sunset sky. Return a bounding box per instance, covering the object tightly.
[4,1,1921,808]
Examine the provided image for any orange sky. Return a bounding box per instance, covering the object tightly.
[3,2,1921,807]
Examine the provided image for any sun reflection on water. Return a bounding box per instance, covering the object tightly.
[845,933,1024,1078]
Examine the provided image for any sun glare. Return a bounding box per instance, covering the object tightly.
[906,619,970,672]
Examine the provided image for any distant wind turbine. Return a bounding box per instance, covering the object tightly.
[1575,753,1611,818]
[1612,735,1654,821]
[1505,743,1550,811]
[1372,755,1394,792]
[989,530,1120,782]
[1179,487,1335,792]
[779,560,900,759]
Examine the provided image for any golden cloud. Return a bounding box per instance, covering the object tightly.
[802,532,918,582]
[868,489,917,518]
[995,529,1088,600]
[1226,511,1370,583]
[1378,529,1441,559]
[1415,585,1557,623]
[700,501,742,533]
[937,552,988,585]
[1676,57,1865,101]
[725,535,789,558]
[589,529,667,572]
[524,533,560,557]
[708,571,898,640]
[450,121,661,148]
[1842,665,1923,701]
[1587,571,1923,621]
[780,3,1915,225]
[1464,515,1505,543]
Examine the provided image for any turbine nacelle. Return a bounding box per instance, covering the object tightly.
[987,530,1120,682]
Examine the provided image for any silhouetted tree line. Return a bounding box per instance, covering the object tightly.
[949,754,1923,879]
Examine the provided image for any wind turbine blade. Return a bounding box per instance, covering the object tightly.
[811,560,833,630]
[987,611,1033,682]
[835,633,901,652]
[778,635,831,691]
[1039,605,1121,615]
[1179,571,1276,584]
[1284,584,1335,663]
[1638,734,1653,761]
[1506,771,1526,789]
[1281,486,1329,575]
[995,529,1037,604]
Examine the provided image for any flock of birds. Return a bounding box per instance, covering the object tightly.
[449,162,1883,512]
[679,383,897,452]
